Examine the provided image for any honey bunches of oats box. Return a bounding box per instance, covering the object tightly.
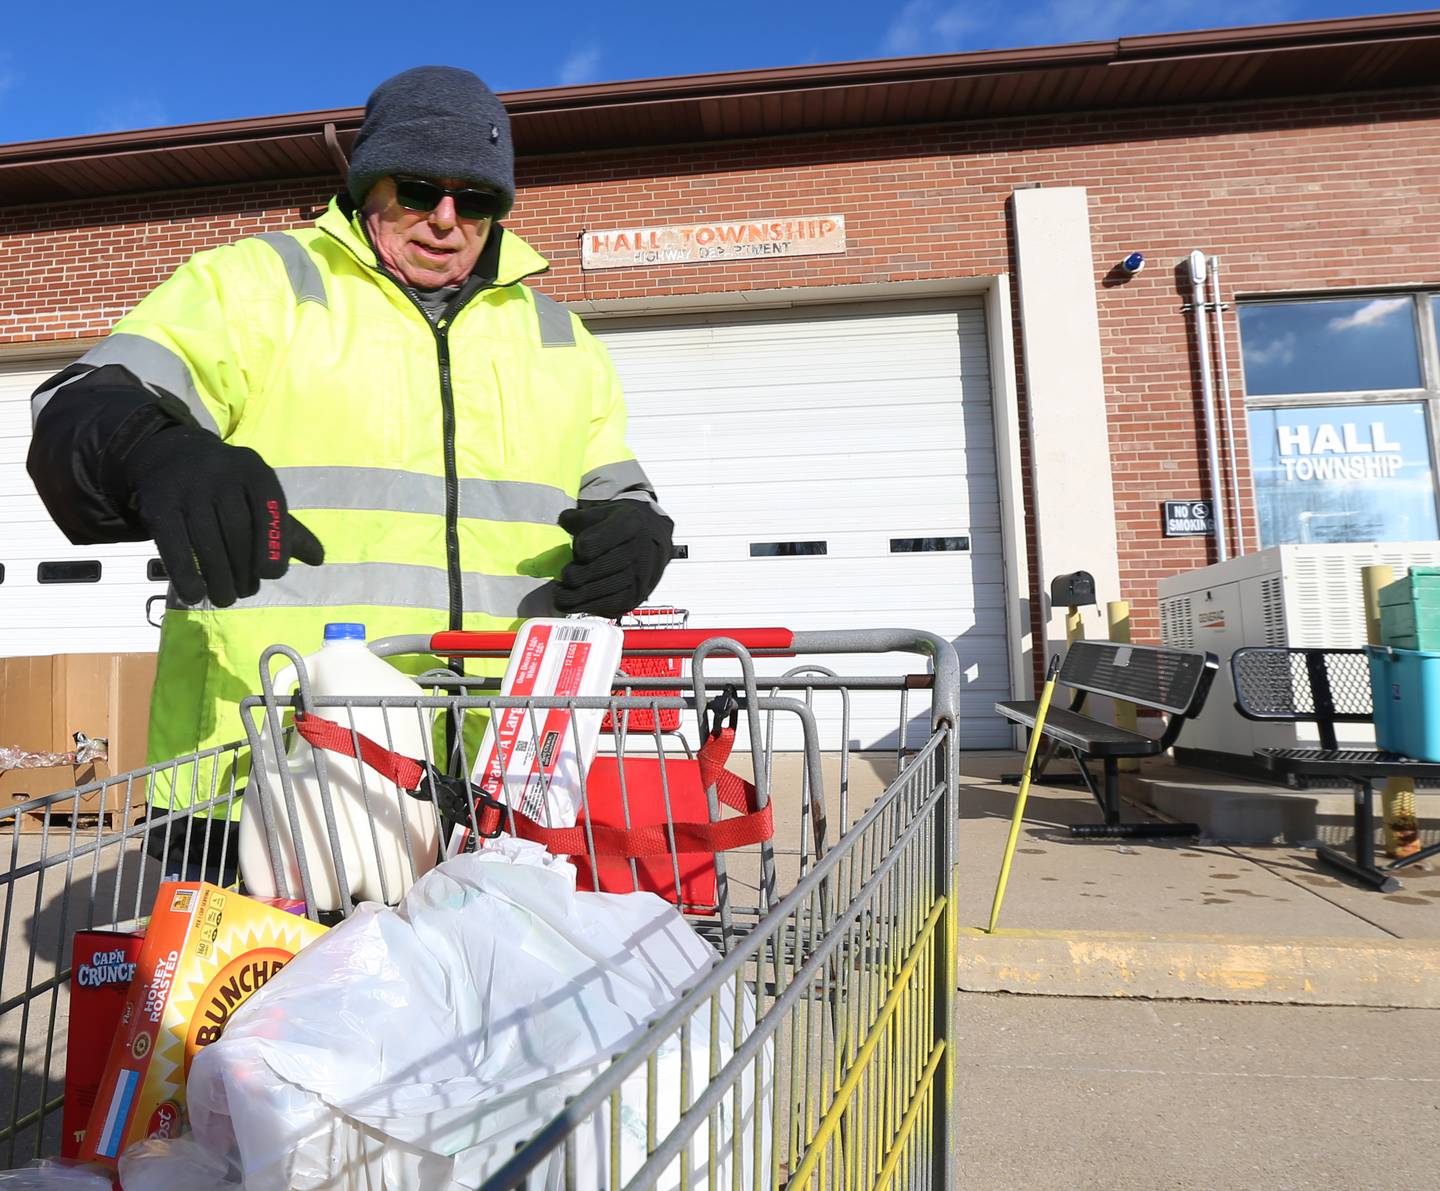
[79,883,326,1166]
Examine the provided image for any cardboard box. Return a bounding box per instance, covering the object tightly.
[62,931,145,1160]
[80,882,327,1166]
[0,652,157,820]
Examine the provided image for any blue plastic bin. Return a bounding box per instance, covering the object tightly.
[1365,644,1440,761]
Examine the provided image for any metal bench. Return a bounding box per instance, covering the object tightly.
[1232,645,1440,891]
[995,640,1218,838]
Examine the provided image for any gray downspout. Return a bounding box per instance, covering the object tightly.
[1187,250,1230,562]
[1207,255,1246,557]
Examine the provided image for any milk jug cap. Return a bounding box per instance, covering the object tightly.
[324,622,366,642]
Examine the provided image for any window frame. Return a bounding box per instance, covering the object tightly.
[1238,289,1440,546]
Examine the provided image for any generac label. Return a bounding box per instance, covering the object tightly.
[583,215,846,269]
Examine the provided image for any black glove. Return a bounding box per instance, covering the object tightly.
[555,500,673,619]
[122,424,324,608]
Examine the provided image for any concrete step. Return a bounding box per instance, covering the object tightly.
[1119,763,1440,846]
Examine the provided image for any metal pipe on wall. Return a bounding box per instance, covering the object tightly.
[1207,255,1246,557]
[1187,250,1230,562]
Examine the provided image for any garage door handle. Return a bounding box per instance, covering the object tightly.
[426,628,796,656]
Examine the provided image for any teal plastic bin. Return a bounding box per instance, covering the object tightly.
[1366,645,1440,761]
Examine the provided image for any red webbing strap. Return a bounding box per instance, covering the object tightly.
[295,712,772,858]
[503,726,772,857]
[293,713,426,790]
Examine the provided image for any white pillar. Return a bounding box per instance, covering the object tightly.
[1012,186,1123,656]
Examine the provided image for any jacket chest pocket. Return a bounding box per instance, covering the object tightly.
[240,314,426,467]
[491,351,592,481]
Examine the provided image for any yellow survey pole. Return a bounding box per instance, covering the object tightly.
[987,655,1062,933]
[1028,606,1083,777]
[1363,564,1420,858]
[1107,601,1139,772]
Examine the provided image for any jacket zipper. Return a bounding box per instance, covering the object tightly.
[384,279,477,633]
[408,291,470,632]
[317,219,545,630]
[433,317,462,631]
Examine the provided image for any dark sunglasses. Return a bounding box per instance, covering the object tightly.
[393,176,506,221]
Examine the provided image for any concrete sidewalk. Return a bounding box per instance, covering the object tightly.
[956,751,1440,1007]
[956,992,1440,1189]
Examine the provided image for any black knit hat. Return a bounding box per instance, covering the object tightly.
[346,66,515,216]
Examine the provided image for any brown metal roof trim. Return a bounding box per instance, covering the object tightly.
[4,11,1440,205]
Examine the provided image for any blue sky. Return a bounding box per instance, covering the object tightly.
[0,0,1422,144]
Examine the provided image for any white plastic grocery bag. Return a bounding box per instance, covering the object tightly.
[119,840,771,1191]
[0,1164,113,1189]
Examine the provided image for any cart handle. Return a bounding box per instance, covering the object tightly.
[427,628,796,656]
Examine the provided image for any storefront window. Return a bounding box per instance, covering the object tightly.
[1240,292,1440,547]
[1239,297,1422,396]
[1248,403,1438,545]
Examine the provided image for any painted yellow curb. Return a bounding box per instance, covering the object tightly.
[958,928,1440,1008]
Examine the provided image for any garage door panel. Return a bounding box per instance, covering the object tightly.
[623,378,993,418]
[2,359,165,657]
[641,448,998,483]
[596,301,1009,749]
[653,558,1006,595]
[652,485,995,526]
[631,415,993,465]
[659,529,1006,561]
[650,581,1009,626]
[658,501,997,539]
[642,448,995,482]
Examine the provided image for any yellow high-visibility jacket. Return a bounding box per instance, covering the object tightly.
[30,200,654,810]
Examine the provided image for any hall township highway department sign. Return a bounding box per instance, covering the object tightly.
[583,216,847,269]
[1163,501,1215,537]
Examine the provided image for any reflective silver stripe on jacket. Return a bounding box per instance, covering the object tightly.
[579,458,658,504]
[532,291,575,348]
[255,233,328,307]
[30,333,221,434]
[276,466,573,524]
[169,561,558,616]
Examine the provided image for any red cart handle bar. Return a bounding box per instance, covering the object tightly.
[429,628,795,656]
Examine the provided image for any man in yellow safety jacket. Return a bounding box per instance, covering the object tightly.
[27,66,673,871]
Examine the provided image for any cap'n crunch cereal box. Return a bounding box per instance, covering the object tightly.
[62,930,143,1160]
[79,882,326,1166]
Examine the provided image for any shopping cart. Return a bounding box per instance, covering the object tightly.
[0,627,960,1189]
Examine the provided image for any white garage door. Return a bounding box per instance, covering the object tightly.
[3,304,1016,748]
[0,356,163,656]
[594,299,1011,750]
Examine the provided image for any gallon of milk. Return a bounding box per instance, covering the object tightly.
[238,622,440,911]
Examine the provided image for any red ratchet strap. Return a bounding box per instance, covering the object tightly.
[293,712,426,789]
[293,710,772,858]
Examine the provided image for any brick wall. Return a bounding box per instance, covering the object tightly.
[6,85,1440,642]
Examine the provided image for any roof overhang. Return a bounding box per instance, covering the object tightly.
[4,11,1440,205]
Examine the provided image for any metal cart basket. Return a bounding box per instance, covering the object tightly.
[0,627,959,1189]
